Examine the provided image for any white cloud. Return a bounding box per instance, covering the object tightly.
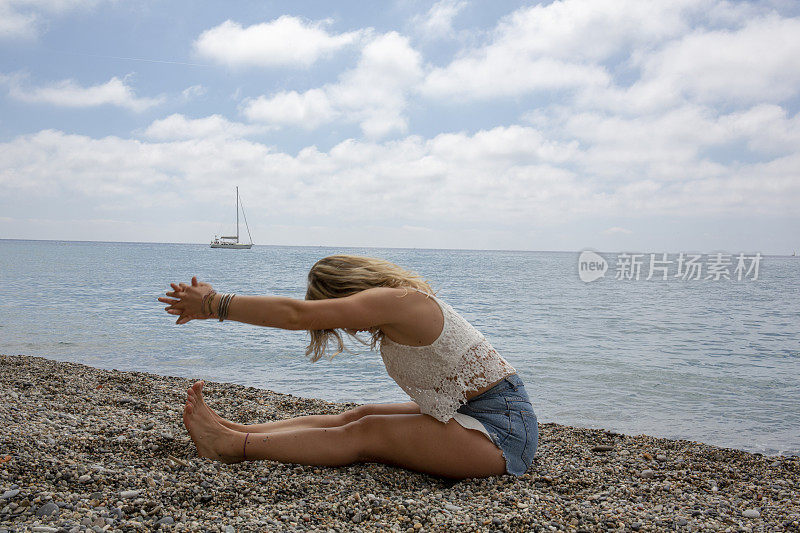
[0,1,37,39]
[602,226,633,235]
[423,57,610,100]
[522,102,800,186]
[719,104,800,155]
[420,0,699,100]
[7,75,164,112]
[577,14,800,113]
[142,114,269,141]
[636,15,800,107]
[243,89,335,129]
[428,125,578,165]
[412,0,467,39]
[2,0,798,250]
[194,16,364,68]
[181,84,206,102]
[0,0,105,40]
[243,32,422,138]
[2,125,797,237]
[0,127,590,226]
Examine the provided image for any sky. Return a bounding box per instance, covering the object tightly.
[1,0,799,253]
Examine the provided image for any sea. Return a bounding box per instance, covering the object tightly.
[1,239,798,456]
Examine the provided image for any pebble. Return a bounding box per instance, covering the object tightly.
[35,501,59,517]
[591,445,615,452]
[742,509,761,518]
[1,354,798,532]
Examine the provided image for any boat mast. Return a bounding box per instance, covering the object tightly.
[236,186,240,243]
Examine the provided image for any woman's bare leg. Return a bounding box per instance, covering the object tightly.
[188,381,420,434]
[183,387,506,478]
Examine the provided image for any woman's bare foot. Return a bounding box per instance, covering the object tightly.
[183,389,245,464]
[187,381,240,431]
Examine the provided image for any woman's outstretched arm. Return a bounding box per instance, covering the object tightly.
[158,277,412,331]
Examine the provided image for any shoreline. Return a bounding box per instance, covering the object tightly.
[1,354,797,532]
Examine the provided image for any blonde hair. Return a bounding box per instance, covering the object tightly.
[304,255,435,362]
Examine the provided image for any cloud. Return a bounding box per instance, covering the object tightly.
[2,0,798,250]
[412,0,467,39]
[0,0,106,40]
[420,0,698,100]
[0,1,37,39]
[142,114,270,141]
[2,124,797,235]
[181,84,206,102]
[243,32,422,138]
[522,101,800,188]
[0,127,590,225]
[574,14,800,114]
[6,75,164,112]
[194,16,364,68]
[423,57,610,100]
[602,227,633,235]
[243,89,335,129]
[719,104,800,155]
[636,14,800,107]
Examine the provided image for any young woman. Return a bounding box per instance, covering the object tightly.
[159,255,537,479]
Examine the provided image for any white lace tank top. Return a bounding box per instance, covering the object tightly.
[379,289,517,423]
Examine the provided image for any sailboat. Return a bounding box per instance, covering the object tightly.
[210,186,253,249]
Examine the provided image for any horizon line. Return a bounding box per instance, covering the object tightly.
[0,237,571,254]
[0,238,791,257]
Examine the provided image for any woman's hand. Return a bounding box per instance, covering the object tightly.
[158,276,215,325]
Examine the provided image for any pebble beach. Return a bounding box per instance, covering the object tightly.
[1,354,797,532]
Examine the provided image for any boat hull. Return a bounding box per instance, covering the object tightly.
[210,243,253,249]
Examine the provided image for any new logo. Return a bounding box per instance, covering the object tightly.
[578,250,608,282]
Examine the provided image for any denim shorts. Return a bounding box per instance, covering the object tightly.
[456,374,538,476]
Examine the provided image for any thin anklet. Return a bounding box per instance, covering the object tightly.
[243,433,249,460]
